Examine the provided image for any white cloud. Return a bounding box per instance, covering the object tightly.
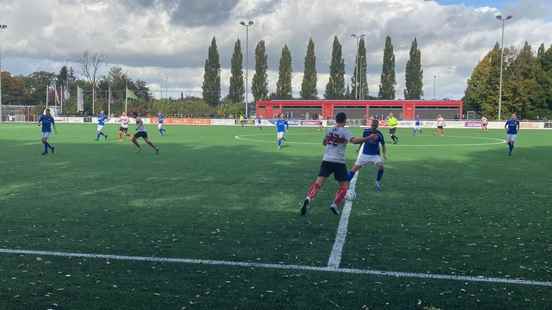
[1,0,552,100]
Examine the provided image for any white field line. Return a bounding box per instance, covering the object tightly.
[1,248,551,287]
[327,145,364,269]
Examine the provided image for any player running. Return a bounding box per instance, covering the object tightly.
[275,114,288,150]
[96,111,108,141]
[38,108,56,156]
[301,112,370,216]
[481,116,489,133]
[347,119,387,192]
[505,113,520,156]
[255,116,263,130]
[387,112,399,144]
[131,113,160,154]
[413,115,422,136]
[436,114,445,136]
[157,112,167,136]
[118,112,130,141]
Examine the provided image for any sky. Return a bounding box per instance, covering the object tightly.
[1,0,551,100]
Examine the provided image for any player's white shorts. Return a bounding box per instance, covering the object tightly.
[506,134,517,142]
[355,154,384,166]
[256,122,261,127]
[158,123,164,130]
[414,125,422,130]
[277,132,285,140]
[41,132,51,139]
[97,125,104,132]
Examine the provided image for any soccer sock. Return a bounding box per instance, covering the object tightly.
[96,132,101,140]
[46,142,53,150]
[377,169,384,182]
[347,171,356,181]
[509,143,514,153]
[307,182,321,200]
[43,142,48,153]
[334,185,348,206]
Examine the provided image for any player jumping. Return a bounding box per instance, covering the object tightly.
[275,114,288,150]
[131,113,160,154]
[119,112,130,141]
[38,108,56,156]
[347,119,387,192]
[158,112,167,136]
[96,111,108,141]
[481,116,489,133]
[505,113,520,156]
[301,112,370,216]
[387,112,399,144]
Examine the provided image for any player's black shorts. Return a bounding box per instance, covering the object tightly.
[134,131,148,139]
[119,127,128,133]
[389,128,397,135]
[437,126,444,129]
[318,161,348,182]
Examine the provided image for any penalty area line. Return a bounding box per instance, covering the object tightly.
[0,248,551,288]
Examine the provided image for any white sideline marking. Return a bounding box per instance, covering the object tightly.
[1,248,551,287]
[327,145,363,269]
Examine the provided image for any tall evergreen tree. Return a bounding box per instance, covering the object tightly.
[351,38,368,99]
[537,43,546,62]
[228,39,244,104]
[301,38,318,99]
[202,37,221,106]
[324,36,345,99]
[378,36,396,99]
[404,38,423,100]
[276,45,293,99]
[252,40,269,102]
[540,44,552,72]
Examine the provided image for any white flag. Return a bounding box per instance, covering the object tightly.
[77,86,84,112]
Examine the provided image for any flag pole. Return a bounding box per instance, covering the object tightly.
[108,86,111,116]
[45,86,49,109]
[125,80,128,114]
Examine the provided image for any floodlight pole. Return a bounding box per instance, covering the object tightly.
[497,15,512,121]
[240,20,254,118]
[0,25,7,123]
[433,74,437,99]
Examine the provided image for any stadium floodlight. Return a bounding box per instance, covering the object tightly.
[0,24,7,123]
[240,20,254,118]
[351,34,366,100]
[496,14,513,120]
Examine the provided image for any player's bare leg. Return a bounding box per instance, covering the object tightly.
[144,138,160,154]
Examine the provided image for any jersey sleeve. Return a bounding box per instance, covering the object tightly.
[344,129,353,142]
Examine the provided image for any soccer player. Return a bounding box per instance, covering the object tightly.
[387,112,399,144]
[436,114,445,136]
[275,114,289,150]
[157,112,167,136]
[347,119,387,192]
[131,113,160,154]
[255,116,263,130]
[481,116,489,133]
[301,112,370,216]
[505,113,520,156]
[96,111,108,141]
[38,108,56,155]
[413,115,422,136]
[118,112,130,141]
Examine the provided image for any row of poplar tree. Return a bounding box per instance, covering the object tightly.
[464,42,552,119]
[202,36,424,106]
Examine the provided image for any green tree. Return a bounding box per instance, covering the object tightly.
[252,40,269,102]
[301,38,318,99]
[378,36,396,99]
[324,36,345,99]
[404,38,423,100]
[351,38,368,99]
[276,45,293,99]
[202,37,221,106]
[228,39,244,104]
[464,44,500,116]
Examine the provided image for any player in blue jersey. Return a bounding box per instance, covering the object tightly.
[275,114,288,150]
[413,115,422,136]
[96,111,108,141]
[38,108,56,155]
[347,119,387,192]
[157,112,167,136]
[505,113,520,156]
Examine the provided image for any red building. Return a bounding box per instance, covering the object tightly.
[256,99,463,120]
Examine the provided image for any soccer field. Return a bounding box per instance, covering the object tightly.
[1,124,551,309]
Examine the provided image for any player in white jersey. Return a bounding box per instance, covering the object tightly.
[131,113,159,154]
[301,112,370,216]
[118,112,131,141]
[435,115,445,136]
[481,116,489,133]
